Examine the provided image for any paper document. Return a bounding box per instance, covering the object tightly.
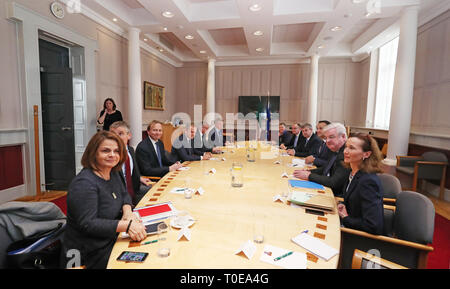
[259,244,306,269]
[291,232,338,261]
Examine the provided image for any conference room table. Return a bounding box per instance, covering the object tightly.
[107,141,341,269]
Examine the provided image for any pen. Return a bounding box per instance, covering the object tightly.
[301,230,309,234]
[273,251,293,261]
[141,239,158,245]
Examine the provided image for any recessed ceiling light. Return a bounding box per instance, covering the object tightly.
[185,35,194,40]
[159,49,164,52]
[330,26,342,32]
[255,47,264,52]
[318,45,325,49]
[365,12,372,17]
[249,4,262,12]
[253,30,263,36]
[163,27,168,31]
[162,11,174,18]
[112,18,118,22]
[200,50,207,54]
[143,38,148,42]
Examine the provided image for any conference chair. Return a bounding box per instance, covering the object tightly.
[396,151,448,200]
[351,249,407,269]
[377,173,402,205]
[339,191,434,269]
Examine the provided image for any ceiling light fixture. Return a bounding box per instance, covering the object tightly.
[112,18,118,22]
[253,30,263,36]
[330,26,342,32]
[365,12,372,17]
[255,47,264,52]
[249,4,262,12]
[163,27,168,31]
[162,11,174,18]
[143,38,148,42]
[352,0,365,3]
[185,35,194,40]
[200,50,206,54]
[318,45,325,49]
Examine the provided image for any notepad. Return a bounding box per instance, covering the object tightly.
[291,232,338,261]
[289,180,324,190]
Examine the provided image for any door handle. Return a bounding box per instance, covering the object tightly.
[61,126,72,131]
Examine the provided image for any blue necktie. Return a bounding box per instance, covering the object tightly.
[293,135,299,147]
[323,154,337,176]
[155,144,163,167]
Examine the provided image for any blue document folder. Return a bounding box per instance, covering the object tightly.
[288,180,324,190]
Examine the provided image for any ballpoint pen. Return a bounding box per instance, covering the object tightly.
[141,237,166,245]
[273,251,293,261]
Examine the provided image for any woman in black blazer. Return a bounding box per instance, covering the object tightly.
[62,131,146,269]
[337,133,384,235]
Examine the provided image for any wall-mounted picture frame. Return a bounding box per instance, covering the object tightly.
[144,81,165,110]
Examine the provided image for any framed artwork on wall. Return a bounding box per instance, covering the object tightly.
[144,81,165,110]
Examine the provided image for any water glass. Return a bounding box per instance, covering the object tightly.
[231,162,244,187]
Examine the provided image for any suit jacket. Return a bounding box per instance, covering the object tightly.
[171,134,204,162]
[308,144,350,196]
[294,133,321,157]
[136,137,174,178]
[279,131,293,146]
[209,128,226,146]
[342,171,384,235]
[286,133,305,149]
[119,146,148,206]
[312,140,332,167]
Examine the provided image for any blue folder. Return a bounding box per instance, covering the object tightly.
[288,180,324,190]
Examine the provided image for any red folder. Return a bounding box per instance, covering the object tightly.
[136,204,172,218]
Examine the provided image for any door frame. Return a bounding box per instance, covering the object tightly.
[7,2,98,198]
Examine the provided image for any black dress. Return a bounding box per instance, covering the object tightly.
[62,168,132,269]
[100,110,123,131]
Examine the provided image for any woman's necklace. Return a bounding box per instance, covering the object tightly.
[95,169,110,180]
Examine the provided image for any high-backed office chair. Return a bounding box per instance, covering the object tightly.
[339,191,434,269]
[351,249,407,269]
[378,173,402,205]
[396,151,448,200]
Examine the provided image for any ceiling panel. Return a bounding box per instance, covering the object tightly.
[273,23,316,43]
[208,27,247,46]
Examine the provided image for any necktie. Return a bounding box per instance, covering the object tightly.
[294,135,299,147]
[304,138,309,148]
[125,155,134,199]
[323,154,338,177]
[155,143,163,167]
[318,141,325,154]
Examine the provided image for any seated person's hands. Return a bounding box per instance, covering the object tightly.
[280,144,287,150]
[305,155,315,164]
[140,176,153,187]
[337,203,348,218]
[287,149,295,156]
[128,221,147,242]
[202,152,212,160]
[293,169,311,180]
[169,161,183,171]
[212,147,222,154]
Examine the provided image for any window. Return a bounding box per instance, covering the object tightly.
[373,37,399,129]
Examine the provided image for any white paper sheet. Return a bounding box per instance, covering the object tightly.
[291,232,338,261]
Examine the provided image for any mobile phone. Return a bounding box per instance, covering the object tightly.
[145,221,167,235]
[116,251,148,263]
[305,208,325,216]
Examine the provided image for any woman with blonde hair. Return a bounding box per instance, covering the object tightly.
[337,133,384,235]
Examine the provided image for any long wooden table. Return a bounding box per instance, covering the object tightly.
[107,142,340,269]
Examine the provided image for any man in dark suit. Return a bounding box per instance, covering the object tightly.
[280,123,304,150]
[287,123,321,157]
[172,125,212,162]
[279,122,293,147]
[305,120,332,167]
[293,123,351,195]
[194,123,222,154]
[208,118,226,147]
[136,120,182,178]
[110,121,153,206]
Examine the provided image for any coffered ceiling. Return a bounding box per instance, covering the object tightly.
[73,0,449,66]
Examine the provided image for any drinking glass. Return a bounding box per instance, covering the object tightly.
[231,162,244,187]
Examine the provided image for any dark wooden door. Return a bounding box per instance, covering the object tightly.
[39,39,75,191]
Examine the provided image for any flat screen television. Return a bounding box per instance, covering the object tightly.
[238,96,280,117]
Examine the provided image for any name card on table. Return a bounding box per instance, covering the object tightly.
[177,227,191,241]
[235,240,256,260]
[195,187,205,196]
[273,195,285,203]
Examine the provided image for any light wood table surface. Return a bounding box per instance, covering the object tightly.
[107,142,340,269]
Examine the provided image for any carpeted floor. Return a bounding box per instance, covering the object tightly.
[49,195,450,269]
[427,214,450,269]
